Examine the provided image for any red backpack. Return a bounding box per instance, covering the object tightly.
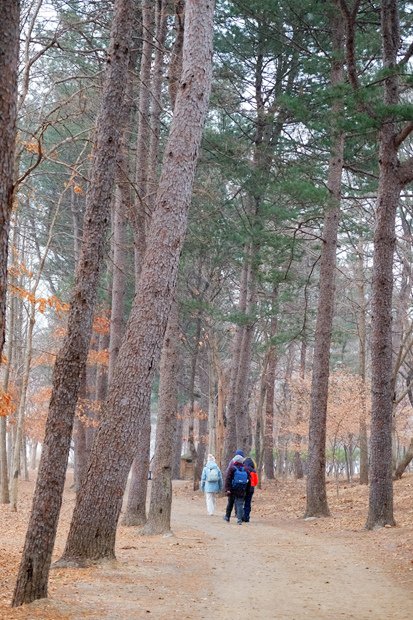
[249,471,258,487]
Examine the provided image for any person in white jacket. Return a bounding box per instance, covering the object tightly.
[200,454,223,515]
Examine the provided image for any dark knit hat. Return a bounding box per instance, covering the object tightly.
[235,449,245,457]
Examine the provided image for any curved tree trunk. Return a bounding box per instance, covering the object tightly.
[57,0,215,565]
[12,0,134,605]
[305,12,344,518]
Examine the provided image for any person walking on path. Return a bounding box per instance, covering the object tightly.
[223,454,249,524]
[200,454,223,516]
[227,449,244,467]
[242,457,258,522]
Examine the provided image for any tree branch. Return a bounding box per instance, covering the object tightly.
[398,156,413,187]
[395,121,413,148]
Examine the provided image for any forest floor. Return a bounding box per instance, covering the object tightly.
[0,472,412,619]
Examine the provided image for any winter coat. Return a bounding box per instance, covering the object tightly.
[200,462,223,493]
[243,457,256,495]
[224,462,249,498]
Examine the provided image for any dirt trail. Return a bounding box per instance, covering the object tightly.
[2,484,413,620]
[171,495,413,620]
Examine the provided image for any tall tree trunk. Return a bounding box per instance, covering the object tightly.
[147,0,168,213]
[264,286,278,478]
[122,0,166,524]
[143,298,179,535]
[305,12,344,518]
[57,0,215,565]
[0,219,18,504]
[223,257,249,466]
[121,413,151,526]
[132,0,154,281]
[0,0,19,359]
[366,0,401,530]
[235,255,256,453]
[12,0,134,605]
[293,338,306,479]
[73,368,88,493]
[108,189,127,383]
[194,353,209,484]
[171,408,184,479]
[355,247,369,484]
[187,312,201,489]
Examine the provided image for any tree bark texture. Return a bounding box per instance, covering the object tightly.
[223,257,249,467]
[305,13,344,518]
[187,312,201,489]
[167,0,185,109]
[58,0,215,564]
[121,410,151,526]
[355,249,369,485]
[143,299,179,535]
[171,409,184,479]
[147,0,168,213]
[0,0,19,359]
[132,0,154,281]
[108,166,128,384]
[264,287,278,479]
[393,437,413,480]
[12,0,134,605]
[194,356,209,484]
[73,368,88,493]
[0,221,17,504]
[235,256,256,454]
[366,0,400,530]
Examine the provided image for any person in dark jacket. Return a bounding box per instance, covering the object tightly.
[242,457,257,522]
[223,454,249,524]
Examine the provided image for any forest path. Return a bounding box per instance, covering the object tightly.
[29,483,413,620]
[169,492,413,620]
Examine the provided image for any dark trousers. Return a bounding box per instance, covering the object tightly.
[243,489,254,522]
[225,494,245,522]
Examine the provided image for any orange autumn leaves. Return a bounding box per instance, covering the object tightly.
[0,389,15,417]
[286,370,368,447]
[286,369,412,449]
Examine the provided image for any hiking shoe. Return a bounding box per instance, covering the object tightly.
[223,516,230,522]
[237,519,242,525]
